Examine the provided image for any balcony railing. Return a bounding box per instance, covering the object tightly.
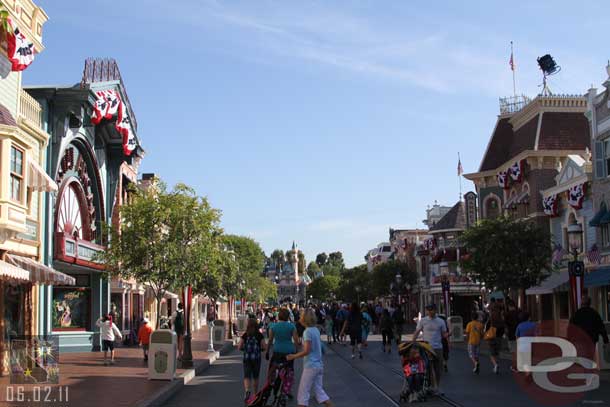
[19,89,42,129]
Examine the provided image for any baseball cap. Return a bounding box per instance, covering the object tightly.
[425,303,437,310]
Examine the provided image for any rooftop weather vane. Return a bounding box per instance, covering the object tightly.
[537,54,561,95]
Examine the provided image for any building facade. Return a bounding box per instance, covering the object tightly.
[28,58,143,352]
[586,63,610,322]
[0,0,77,375]
[464,94,590,310]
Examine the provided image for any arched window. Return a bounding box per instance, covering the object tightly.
[485,195,501,219]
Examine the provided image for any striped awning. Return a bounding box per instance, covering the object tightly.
[0,259,30,282]
[28,158,58,192]
[6,254,75,285]
[525,270,569,295]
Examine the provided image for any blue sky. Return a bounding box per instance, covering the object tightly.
[29,0,609,267]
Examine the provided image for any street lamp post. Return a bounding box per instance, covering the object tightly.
[355,286,361,304]
[181,285,194,368]
[440,261,450,317]
[567,222,585,312]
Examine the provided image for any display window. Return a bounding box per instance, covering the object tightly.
[52,275,91,331]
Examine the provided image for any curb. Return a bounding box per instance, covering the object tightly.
[137,338,238,407]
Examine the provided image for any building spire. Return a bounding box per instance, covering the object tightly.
[292,240,296,250]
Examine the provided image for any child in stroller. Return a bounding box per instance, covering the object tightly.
[247,356,293,407]
[398,341,435,403]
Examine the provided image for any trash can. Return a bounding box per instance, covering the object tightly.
[213,320,226,344]
[237,315,248,332]
[148,329,177,380]
[448,316,464,342]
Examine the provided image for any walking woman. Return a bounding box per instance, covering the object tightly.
[266,308,300,398]
[287,308,335,407]
[380,309,394,353]
[238,318,267,402]
[485,299,505,374]
[340,302,363,359]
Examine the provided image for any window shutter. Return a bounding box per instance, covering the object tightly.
[595,140,605,179]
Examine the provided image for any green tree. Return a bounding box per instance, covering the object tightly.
[328,252,345,269]
[460,217,552,298]
[307,275,340,301]
[306,261,321,279]
[298,251,306,276]
[223,235,268,302]
[337,264,371,302]
[371,260,417,298]
[100,181,222,327]
[315,253,328,267]
[270,249,285,268]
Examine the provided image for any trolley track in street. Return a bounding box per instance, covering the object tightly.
[328,343,465,407]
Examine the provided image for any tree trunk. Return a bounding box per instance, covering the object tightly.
[156,292,163,329]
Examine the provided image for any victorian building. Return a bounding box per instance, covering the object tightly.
[0,1,78,375]
[464,94,590,310]
[27,58,143,352]
[585,63,610,323]
[417,193,480,324]
[530,154,593,321]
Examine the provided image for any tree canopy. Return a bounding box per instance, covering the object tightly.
[460,217,552,296]
[100,181,223,326]
[307,275,340,301]
[371,260,417,298]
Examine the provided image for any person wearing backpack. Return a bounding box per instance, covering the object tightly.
[239,318,267,402]
[392,305,406,345]
[171,303,186,360]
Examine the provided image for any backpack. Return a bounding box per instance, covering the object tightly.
[174,311,184,334]
[244,334,261,361]
[362,313,370,330]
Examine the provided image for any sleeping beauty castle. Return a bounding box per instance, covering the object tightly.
[264,242,311,305]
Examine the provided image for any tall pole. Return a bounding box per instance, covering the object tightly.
[458,152,463,201]
[182,285,193,368]
[511,41,517,98]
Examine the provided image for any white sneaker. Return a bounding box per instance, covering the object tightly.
[493,364,499,374]
[351,354,355,359]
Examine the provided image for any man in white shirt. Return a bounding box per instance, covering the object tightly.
[412,304,448,392]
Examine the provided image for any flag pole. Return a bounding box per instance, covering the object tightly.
[511,41,516,98]
[458,152,463,201]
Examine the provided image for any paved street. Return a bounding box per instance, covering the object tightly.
[167,333,610,407]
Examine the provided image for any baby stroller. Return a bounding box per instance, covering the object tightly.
[246,356,293,407]
[398,341,436,403]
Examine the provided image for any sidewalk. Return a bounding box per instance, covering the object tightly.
[0,325,236,407]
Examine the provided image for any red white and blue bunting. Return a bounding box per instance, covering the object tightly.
[567,183,586,210]
[91,90,136,156]
[423,238,436,251]
[543,194,559,217]
[508,160,525,182]
[497,171,509,189]
[7,19,35,71]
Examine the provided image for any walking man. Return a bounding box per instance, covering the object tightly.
[412,304,447,393]
[570,296,609,358]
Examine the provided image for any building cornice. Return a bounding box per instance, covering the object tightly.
[464,149,587,181]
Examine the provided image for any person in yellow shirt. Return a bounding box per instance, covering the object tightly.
[465,312,484,374]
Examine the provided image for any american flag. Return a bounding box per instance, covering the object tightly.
[509,52,515,71]
[552,243,565,266]
[587,244,601,264]
[457,156,463,176]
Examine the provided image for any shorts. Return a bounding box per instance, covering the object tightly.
[102,340,115,352]
[243,359,261,379]
[350,332,362,346]
[488,338,501,357]
[468,344,480,359]
[142,344,149,351]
